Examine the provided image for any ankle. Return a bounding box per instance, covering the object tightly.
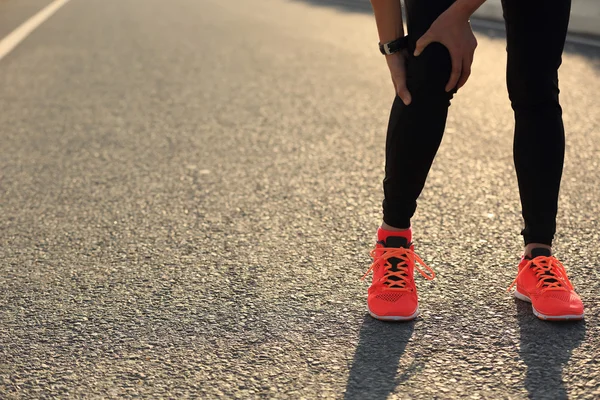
[381,222,410,232]
[524,243,552,257]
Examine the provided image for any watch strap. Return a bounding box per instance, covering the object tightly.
[379,36,410,55]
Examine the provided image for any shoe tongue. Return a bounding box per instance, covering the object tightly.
[381,236,410,288]
[528,248,560,287]
[385,236,409,248]
[529,248,551,259]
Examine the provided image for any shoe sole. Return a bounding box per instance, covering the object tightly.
[367,305,419,321]
[513,289,584,321]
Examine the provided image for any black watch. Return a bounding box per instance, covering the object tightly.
[379,36,410,55]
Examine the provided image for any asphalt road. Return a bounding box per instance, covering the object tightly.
[1,0,600,398]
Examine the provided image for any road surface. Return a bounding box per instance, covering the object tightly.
[1,0,600,398]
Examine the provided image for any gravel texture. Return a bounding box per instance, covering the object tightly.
[1,0,599,398]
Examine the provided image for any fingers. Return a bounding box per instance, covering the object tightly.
[457,53,473,90]
[392,68,411,105]
[414,32,432,57]
[385,52,412,105]
[392,75,412,106]
[396,81,412,106]
[445,52,462,92]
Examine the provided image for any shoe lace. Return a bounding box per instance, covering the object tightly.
[361,246,435,291]
[507,255,574,293]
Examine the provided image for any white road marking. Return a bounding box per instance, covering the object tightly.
[0,0,72,61]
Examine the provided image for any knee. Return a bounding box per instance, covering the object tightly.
[507,68,560,110]
[406,42,454,103]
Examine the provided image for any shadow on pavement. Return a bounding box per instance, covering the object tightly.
[515,299,586,400]
[344,314,416,400]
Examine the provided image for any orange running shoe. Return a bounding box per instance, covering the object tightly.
[361,228,435,321]
[508,248,584,321]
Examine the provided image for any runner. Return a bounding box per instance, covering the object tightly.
[363,0,584,321]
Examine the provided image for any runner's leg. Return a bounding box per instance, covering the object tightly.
[502,0,571,246]
[382,0,456,229]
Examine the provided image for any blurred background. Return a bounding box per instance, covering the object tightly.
[476,0,600,37]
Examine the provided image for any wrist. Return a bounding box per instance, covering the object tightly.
[385,51,405,60]
[378,31,405,44]
[452,0,486,19]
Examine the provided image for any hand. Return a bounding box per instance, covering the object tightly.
[414,6,478,92]
[385,51,412,105]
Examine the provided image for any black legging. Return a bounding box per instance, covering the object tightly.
[382,0,571,246]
